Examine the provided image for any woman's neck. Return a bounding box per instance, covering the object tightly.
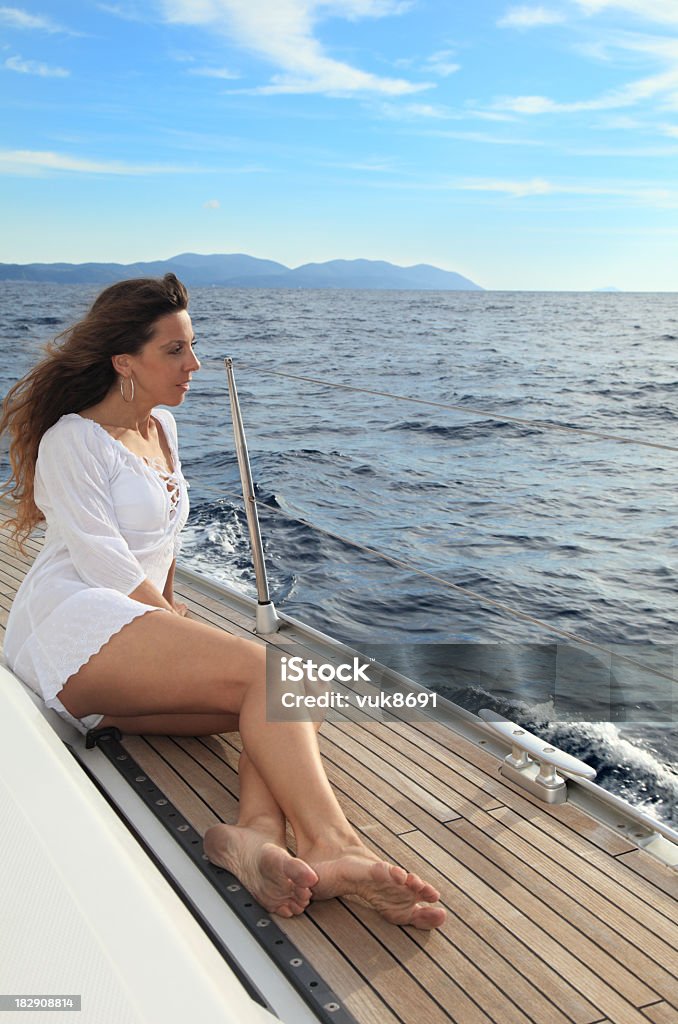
[81,393,155,437]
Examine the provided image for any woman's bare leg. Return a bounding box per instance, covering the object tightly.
[97,710,314,916]
[61,612,446,928]
[97,710,287,838]
[204,749,316,917]
[203,721,325,917]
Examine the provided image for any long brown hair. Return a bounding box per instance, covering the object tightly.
[0,273,189,550]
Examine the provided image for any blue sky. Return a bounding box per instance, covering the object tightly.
[1,1,678,289]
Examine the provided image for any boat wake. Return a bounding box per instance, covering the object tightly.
[458,684,678,830]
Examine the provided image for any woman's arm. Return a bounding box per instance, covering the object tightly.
[37,420,148,594]
[129,576,176,613]
[37,420,188,615]
[160,559,188,616]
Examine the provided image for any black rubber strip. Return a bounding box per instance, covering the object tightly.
[68,740,268,1010]
[86,728,358,1024]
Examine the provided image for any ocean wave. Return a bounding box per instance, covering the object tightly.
[438,683,678,827]
[386,419,541,440]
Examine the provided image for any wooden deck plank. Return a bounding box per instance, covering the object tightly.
[308,901,497,1024]
[485,805,678,950]
[170,741,241,802]
[355,821,600,1024]
[439,803,678,968]
[0,559,28,593]
[143,736,243,822]
[276,913,404,1024]
[483,807,678,959]
[323,719,498,820]
[318,728,462,828]
[303,899,490,1024]
[446,818,672,1007]
[0,536,36,571]
[402,829,667,1024]
[321,717,678,964]
[345,896,552,1024]
[641,1002,678,1024]
[452,818,678,1003]
[615,850,678,900]
[328,711,504,809]
[319,743,436,837]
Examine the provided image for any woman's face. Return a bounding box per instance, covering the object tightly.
[122,309,200,407]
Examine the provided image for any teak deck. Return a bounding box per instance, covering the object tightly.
[1,519,677,1024]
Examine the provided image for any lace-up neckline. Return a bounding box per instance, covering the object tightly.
[72,413,181,520]
[139,453,180,517]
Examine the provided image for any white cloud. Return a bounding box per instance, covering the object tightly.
[604,31,678,62]
[432,129,545,145]
[574,0,678,25]
[325,158,395,171]
[456,176,674,202]
[424,49,460,77]
[494,95,562,113]
[493,66,678,114]
[0,6,67,31]
[0,149,269,177]
[0,149,200,174]
[189,65,239,78]
[323,0,413,15]
[460,177,555,197]
[4,54,69,76]
[97,2,148,21]
[497,5,566,28]
[158,0,429,96]
[377,101,452,118]
[472,110,519,122]
[203,197,221,207]
[567,142,678,154]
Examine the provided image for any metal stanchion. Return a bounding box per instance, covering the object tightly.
[224,358,280,634]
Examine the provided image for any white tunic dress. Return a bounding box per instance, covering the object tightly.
[3,407,189,734]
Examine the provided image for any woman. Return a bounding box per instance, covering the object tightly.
[1,274,446,929]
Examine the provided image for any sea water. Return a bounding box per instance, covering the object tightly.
[1,283,676,827]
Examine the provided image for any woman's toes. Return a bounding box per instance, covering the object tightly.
[417,882,440,902]
[287,858,318,889]
[388,863,408,884]
[287,898,310,915]
[411,904,447,930]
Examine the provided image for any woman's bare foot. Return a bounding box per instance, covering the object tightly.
[204,823,318,918]
[302,842,446,930]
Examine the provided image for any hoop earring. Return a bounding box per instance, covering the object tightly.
[120,375,135,403]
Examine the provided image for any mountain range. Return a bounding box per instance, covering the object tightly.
[0,252,482,291]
